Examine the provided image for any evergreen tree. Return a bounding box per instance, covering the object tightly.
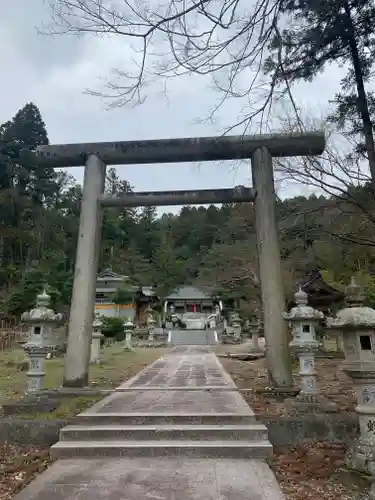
[265,0,375,192]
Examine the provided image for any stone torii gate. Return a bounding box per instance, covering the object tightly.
[33,132,325,389]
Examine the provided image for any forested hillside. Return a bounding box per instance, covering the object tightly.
[1,103,375,318]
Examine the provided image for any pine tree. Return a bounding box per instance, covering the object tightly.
[265,0,375,192]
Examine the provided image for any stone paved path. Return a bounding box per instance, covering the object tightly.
[89,345,251,415]
[14,346,286,500]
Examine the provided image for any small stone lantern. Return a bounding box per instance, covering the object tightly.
[21,288,63,394]
[283,288,336,411]
[124,318,135,351]
[231,312,242,338]
[328,278,375,479]
[249,318,262,352]
[146,306,156,341]
[90,314,103,364]
[169,304,179,328]
[215,304,221,321]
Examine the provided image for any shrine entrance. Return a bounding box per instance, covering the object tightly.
[32,131,325,388]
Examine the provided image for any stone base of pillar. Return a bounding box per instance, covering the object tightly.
[346,440,375,477]
[285,393,338,414]
[249,335,263,352]
[233,328,241,338]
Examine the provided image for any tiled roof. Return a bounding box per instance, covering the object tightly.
[165,286,212,300]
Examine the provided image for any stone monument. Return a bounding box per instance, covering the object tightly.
[22,288,63,393]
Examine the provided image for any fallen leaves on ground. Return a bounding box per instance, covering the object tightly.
[0,444,52,499]
[220,356,357,415]
[271,442,371,500]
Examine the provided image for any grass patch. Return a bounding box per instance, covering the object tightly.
[16,395,102,420]
[0,344,168,402]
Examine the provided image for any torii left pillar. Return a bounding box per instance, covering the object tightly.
[63,154,106,387]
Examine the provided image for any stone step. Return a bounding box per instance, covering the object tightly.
[169,329,217,345]
[73,412,257,426]
[60,423,268,442]
[50,439,273,460]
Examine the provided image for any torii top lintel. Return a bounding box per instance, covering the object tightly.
[32,131,325,168]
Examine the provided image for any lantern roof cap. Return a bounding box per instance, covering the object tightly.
[283,288,324,322]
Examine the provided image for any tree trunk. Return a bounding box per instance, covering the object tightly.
[344,1,375,196]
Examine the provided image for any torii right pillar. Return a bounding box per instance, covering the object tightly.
[252,147,293,388]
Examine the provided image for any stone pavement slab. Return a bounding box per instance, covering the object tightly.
[122,346,232,388]
[13,457,285,500]
[85,346,253,417]
[94,389,252,413]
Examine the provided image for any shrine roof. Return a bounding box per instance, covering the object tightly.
[134,286,157,297]
[97,267,129,281]
[165,286,213,301]
[297,269,345,300]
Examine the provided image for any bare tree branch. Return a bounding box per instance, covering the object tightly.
[43,0,293,131]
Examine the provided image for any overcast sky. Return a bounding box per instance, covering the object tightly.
[1,0,348,211]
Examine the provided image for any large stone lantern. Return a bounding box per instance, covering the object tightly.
[327,277,375,478]
[21,288,63,393]
[283,288,336,412]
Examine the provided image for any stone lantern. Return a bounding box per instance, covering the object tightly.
[283,288,336,412]
[90,314,103,364]
[171,314,180,329]
[249,318,262,352]
[215,304,221,322]
[21,287,63,394]
[327,277,375,479]
[123,318,135,351]
[146,306,156,341]
[231,312,241,338]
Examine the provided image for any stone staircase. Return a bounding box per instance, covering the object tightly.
[169,328,218,345]
[50,348,272,460]
[51,412,271,459]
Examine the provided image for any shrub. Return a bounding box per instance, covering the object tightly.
[101,317,125,341]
